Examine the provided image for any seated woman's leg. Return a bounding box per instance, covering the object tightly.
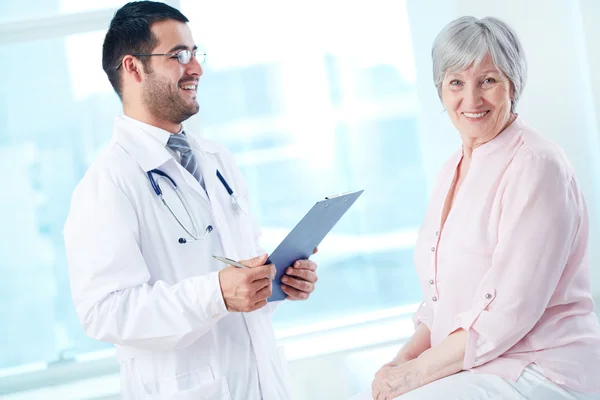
[350,365,600,400]
[509,365,600,400]
[390,370,523,400]
[350,370,523,400]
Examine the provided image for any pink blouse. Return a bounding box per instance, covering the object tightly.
[413,117,600,392]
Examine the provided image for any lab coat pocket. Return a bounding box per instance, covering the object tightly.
[155,375,232,400]
[157,366,214,393]
[135,363,231,400]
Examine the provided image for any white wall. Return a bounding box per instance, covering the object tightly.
[407,0,600,297]
[579,0,600,136]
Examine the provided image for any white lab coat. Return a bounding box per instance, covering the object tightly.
[64,115,292,400]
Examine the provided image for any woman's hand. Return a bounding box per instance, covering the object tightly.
[371,329,468,399]
[373,353,412,384]
[371,359,422,400]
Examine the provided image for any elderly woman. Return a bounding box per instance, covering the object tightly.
[356,16,600,400]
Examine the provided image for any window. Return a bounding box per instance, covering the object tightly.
[181,0,425,330]
[0,0,426,386]
[0,0,124,22]
[0,30,119,372]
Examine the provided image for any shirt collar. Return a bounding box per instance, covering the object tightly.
[120,114,175,145]
[472,115,525,157]
[112,114,220,172]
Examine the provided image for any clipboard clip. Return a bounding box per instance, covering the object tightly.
[325,191,353,200]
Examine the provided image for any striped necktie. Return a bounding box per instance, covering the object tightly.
[166,132,205,189]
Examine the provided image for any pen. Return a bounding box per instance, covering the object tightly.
[212,255,249,269]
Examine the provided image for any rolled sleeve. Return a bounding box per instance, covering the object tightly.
[457,151,582,370]
[413,301,434,330]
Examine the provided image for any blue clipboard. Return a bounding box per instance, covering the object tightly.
[267,189,364,302]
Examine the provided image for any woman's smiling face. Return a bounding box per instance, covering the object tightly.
[441,54,514,147]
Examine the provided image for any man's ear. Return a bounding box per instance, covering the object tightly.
[121,55,143,83]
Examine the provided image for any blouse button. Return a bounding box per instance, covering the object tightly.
[435,231,439,236]
[429,279,435,285]
[430,246,435,252]
[485,293,492,300]
[432,296,438,302]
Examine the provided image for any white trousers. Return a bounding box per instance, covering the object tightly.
[350,365,600,400]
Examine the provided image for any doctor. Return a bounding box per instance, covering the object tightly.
[63,2,319,399]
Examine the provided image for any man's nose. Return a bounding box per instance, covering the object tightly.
[186,55,203,77]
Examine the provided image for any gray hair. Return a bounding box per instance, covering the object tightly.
[432,16,527,112]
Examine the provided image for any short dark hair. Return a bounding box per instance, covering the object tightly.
[102,1,189,98]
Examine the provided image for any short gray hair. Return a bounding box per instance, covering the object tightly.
[432,16,527,111]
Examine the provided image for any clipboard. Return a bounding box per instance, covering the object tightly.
[267,189,364,302]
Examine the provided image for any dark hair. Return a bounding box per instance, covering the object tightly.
[102,1,189,98]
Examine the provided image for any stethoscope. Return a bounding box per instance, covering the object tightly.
[147,169,247,244]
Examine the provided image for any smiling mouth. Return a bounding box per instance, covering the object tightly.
[179,84,197,92]
[462,111,489,120]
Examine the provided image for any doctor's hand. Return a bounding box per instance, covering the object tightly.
[218,254,276,313]
[281,247,319,301]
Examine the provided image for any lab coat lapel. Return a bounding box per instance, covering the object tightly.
[201,153,219,206]
[201,153,239,260]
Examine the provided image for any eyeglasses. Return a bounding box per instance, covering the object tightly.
[115,49,206,70]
